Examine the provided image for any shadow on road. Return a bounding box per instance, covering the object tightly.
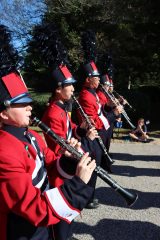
[95,187,160,209]
[112,164,160,177]
[73,218,160,240]
[111,152,160,162]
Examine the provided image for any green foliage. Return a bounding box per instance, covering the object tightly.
[24,0,160,91]
[23,0,160,127]
[1,0,159,127]
[29,90,51,119]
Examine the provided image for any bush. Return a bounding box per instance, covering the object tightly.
[30,91,51,119]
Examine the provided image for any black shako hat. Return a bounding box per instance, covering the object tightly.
[0,72,32,112]
[83,61,100,77]
[52,64,76,87]
[100,74,110,85]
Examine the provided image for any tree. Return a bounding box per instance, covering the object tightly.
[0,0,46,54]
[1,0,160,88]
[43,0,160,88]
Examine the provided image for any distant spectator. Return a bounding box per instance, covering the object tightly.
[115,117,123,129]
[129,118,149,142]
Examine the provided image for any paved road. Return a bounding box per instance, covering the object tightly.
[72,142,160,240]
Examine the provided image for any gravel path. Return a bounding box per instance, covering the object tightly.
[72,142,160,240]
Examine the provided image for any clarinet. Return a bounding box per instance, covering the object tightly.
[113,90,133,109]
[72,95,114,164]
[100,84,136,129]
[31,116,138,206]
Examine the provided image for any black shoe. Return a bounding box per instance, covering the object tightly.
[93,198,99,204]
[85,201,99,209]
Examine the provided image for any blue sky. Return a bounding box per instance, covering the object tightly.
[0,0,47,52]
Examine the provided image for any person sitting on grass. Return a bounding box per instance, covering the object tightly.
[129,118,149,142]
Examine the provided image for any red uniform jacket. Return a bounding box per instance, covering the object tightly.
[0,128,93,240]
[42,101,78,157]
[42,101,81,187]
[96,88,110,108]
[78,87,110,130]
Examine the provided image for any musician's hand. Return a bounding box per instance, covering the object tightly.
[113,105,123,116]
[75,152,96,184]
[63,138,81,157]
[86,127,99,141]
[119,97,127,106]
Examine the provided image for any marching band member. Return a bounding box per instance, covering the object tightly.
[27,22,100,239]
[0,24,96,240]
[77,61,122,170]
[97,74,114,112]
[97,74,123,147]
[42,64,102,239]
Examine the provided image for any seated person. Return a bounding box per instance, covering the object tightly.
[129,118,149,142]
[115,117,123,129]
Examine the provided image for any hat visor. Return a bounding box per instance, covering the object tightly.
[89,73,100,77]
[104,81,110,86]
[63,77,77,85]
[10,93,33,105]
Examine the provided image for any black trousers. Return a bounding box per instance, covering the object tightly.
[81,137,102,202]
[53,137,103,240]
[98,128,113,170]
[53,221,73,240]
[7,212,52,240]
